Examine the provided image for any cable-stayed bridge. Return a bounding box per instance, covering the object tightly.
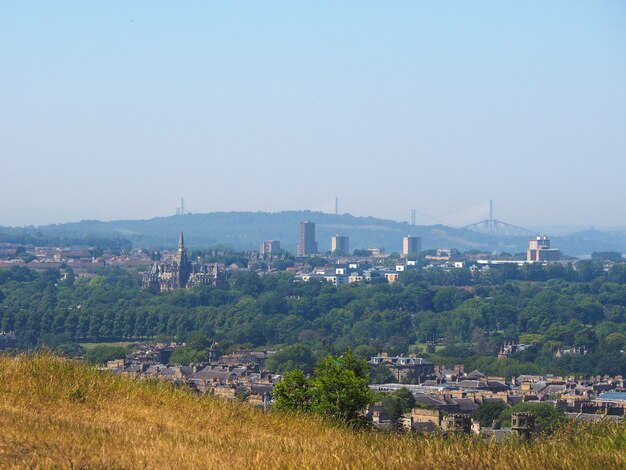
[462,200,534,237]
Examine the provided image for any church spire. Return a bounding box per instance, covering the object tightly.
[176,230,187,265]
[174,230,191,288]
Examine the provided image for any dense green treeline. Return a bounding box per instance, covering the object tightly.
[1,263,626,376]
[0,232,132,250]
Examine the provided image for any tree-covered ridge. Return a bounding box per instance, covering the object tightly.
[1,262,626,376]
[4,210,626,254]
[2,211,472,253]
[0,231,132,250]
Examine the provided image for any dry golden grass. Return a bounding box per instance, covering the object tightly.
[0,355,624,469]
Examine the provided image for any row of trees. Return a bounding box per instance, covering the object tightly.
[1,263,626,376]
[0,232,132,251]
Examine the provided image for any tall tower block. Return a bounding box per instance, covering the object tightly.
[402,235,421,257]
[331,234,350,256]
[297,221,317,256]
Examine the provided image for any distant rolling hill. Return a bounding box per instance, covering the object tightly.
[2,211,626,256]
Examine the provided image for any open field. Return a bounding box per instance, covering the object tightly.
[79,341,135,350]
[413,342,445,353]
[0,355,624,469]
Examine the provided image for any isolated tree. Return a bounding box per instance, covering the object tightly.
[380,387,416,428]
[273,350,373,425]
[272,369,313,412]
[310,350,374,424]
[471,401,508,427]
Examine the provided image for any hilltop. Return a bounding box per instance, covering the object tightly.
[0,355,624,469]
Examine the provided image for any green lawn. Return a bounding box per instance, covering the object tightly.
[413,342,445,353]
[79,341,135,350]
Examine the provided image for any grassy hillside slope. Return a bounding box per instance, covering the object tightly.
[0,355,624,469]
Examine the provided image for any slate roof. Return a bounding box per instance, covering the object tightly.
[411,421,439,433]
[414,395,448,407]
[565,413,624,423]
[250,384,274,395]
[456,380,508,391]
[191,368,237,382]
[123,364,143,374]
[455,398,479,412]
[541,384,567,396]
[480,428,514,443]
[464,370,486,380]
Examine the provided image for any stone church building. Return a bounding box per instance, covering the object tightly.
[142,231,226,292]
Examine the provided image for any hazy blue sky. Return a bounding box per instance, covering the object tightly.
[2,1,625,228]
